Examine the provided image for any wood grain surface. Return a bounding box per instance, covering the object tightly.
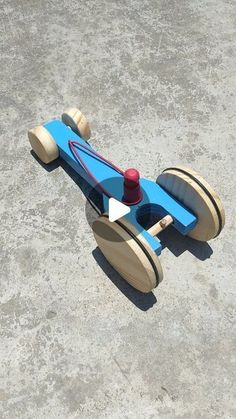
[28,125,59,164]
[157,166,225,241]
[93,215,163,293]
[62,107,91,140]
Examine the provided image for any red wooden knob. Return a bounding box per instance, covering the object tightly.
[123,168,142,204]
[124,168,140,184]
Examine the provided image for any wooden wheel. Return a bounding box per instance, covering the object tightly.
[157,166,225,241]
[28,125,59,164]
[61,107,91,140]
[92,215,163,293]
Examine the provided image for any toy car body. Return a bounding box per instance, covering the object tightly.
[28,108,225,293]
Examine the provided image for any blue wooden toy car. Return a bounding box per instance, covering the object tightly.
[28,107,225,293]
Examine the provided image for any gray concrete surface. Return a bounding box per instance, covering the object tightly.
[0,0,235,418]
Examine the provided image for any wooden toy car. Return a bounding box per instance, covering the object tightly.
[28,108,225,293]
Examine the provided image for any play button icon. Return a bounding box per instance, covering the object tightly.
[108,198,131,222]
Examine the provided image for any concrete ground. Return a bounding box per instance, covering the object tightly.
[0,1,235,418]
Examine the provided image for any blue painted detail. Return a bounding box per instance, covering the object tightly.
[44,120,122,187]
[44,120,197,256]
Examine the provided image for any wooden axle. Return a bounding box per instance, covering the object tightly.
[147,215,173,237]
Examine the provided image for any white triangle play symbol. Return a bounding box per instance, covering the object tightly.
[108,198,131,222]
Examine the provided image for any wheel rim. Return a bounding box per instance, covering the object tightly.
[92,215,163,293]
[62,108,91,140]
[157,166,225,241]
[28,125,59,164]
[163,167,224,237]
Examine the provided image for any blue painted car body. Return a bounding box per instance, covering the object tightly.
[44,120,197,256]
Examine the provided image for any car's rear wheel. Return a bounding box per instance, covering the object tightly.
[157,166,225,241]
[93,215,163,293]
